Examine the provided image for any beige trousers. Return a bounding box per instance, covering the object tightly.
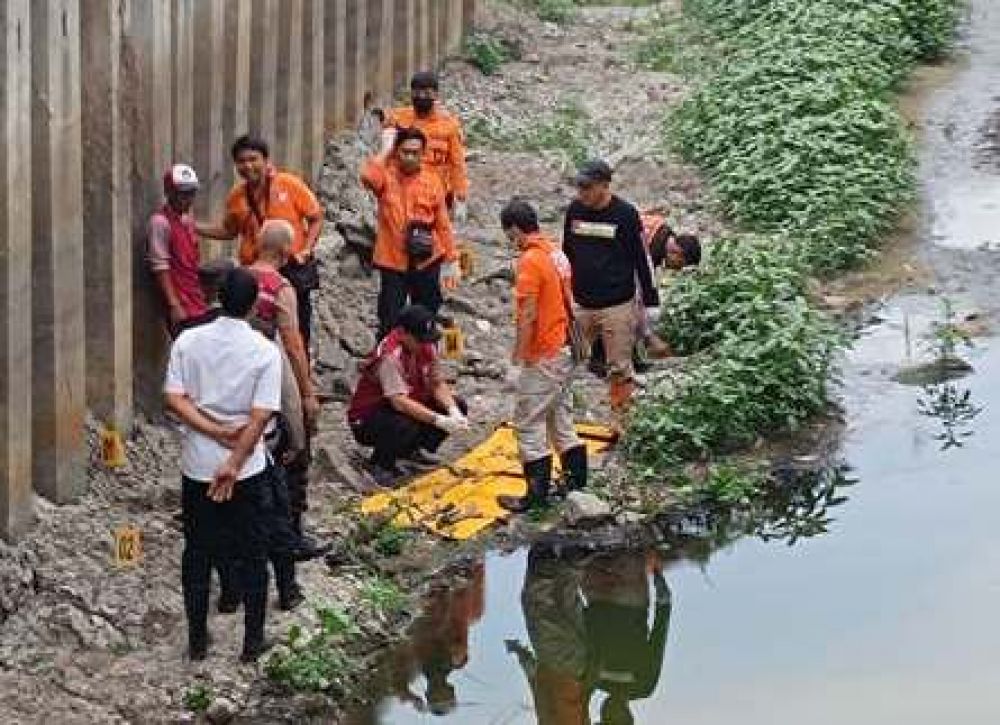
[514,349,582,463]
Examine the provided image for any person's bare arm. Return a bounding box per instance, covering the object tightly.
[154,271,186,324]
[513,297,537,364]
[164,392,244,448]
[208,407,272,502]
[196,214,238,241]
[276,288,319,431]
[298,213,324,261]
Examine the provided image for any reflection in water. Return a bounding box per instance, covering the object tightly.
[370,561,485,717]
[917,381,983,449]
[359,464,857,724]
[508,547,671,725]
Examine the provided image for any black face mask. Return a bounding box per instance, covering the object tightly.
[413,97,434,115]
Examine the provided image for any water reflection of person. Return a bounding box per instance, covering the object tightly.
[388,560,485,715]
[583,550,671,725]
[507,547,671,725]
[506,545,591,724]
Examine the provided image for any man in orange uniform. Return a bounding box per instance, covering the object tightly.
[197,135,324,348]
[385,71,469,223]
[496,199,587,513]
[362,126,460,340]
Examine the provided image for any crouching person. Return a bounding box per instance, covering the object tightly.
[164,267,279,663]
[348,305,469,486]
[497,200,587,513]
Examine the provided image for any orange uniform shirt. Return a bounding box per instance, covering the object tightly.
[360,156,456,273]
[385,105,469,200]
[224,167,322,265]
[515,233,572,364]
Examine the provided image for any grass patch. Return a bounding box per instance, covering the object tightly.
[183,684,212,713]
[463,31,522,75]
[360,576,409,617]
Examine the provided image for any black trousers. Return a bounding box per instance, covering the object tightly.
[217,462,301,607]
[181,471,269,651]
[279,259,315,350]
[376,262,443,341]
[351,397,467,469]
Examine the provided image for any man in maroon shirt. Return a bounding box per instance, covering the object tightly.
[148,164,210,337]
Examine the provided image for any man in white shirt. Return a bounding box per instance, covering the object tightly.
[164,267,281,663]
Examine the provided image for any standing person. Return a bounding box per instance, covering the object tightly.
[347,305,469,484]
[563,160,660,429]
[197,135,324,348]
[148,164,210,337]
[496,200,587,513]
[164,267,280,663]
[246,219,325,552]
[362,127,460,340]
[385,71,470,223]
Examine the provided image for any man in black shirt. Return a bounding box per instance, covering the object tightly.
[563,160,660,428]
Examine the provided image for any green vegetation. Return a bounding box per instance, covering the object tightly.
[466,100,594,165]
[360,576,409,617]
[667,0,960,275]
[264,604,358,694]
[463,31,521,75]
[182,684,212,713]
[626,0,960,484]
[518,0,579,23]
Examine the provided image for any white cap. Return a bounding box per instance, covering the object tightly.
[167,163,200,192]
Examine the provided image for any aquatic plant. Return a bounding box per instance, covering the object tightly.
[918,382,982,450]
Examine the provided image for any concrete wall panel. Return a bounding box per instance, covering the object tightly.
[1,0,33,539]
[30,0,87,503]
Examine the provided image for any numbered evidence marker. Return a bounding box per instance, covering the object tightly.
[458,245,476,278]
[113,525,143,568]
[100,423,127,469]
[441,324,465,360]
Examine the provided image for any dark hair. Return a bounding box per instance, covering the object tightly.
[410,70,439,91]
[393,126,428,150]
[219,267,259,318]
[231,134,269,161]
[648,224,675,269]
[500,199,540,233]
[676,234,702,266]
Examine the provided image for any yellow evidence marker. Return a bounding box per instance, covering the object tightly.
[441,323,465,360]
[100,423,127,469]
[458,245,476,278]
[113,525,143,567]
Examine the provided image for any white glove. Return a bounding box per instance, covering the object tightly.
[380,127,397,154]
[452,199,469,225]
[433,411,469,435]
[441,260,461,290]
[645,306,662,324]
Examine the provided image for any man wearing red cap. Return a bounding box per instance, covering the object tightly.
[148,164,210,337]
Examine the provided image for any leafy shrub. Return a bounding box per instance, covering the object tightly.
[466,100,595,165]
[627,239,841,474]
[183,684,212,713]
[520,0,579,24]
[666,0,959,275]
[463,32,521,75]
[265,605,357,693]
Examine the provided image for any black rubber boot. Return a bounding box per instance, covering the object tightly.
[240,588,269,663]
[560,445,588,493]
[274,556,305,611]
[498,456,553,513]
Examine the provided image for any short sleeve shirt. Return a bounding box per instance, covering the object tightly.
[515,234,571,363]
[225,170,323,264]
[164,316,282,481]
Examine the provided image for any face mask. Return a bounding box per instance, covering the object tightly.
[413,96,434,115]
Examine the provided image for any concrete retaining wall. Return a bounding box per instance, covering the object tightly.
[0,0,477,540]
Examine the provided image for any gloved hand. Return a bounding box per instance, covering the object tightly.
[379,126,397,155]
[433,410,470,435]
[447,404,468,423]
[441,260,461,291]
[452,199,469,225]
[645,306,662,324]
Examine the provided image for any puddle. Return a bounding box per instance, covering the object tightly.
[350,2,1000,722]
